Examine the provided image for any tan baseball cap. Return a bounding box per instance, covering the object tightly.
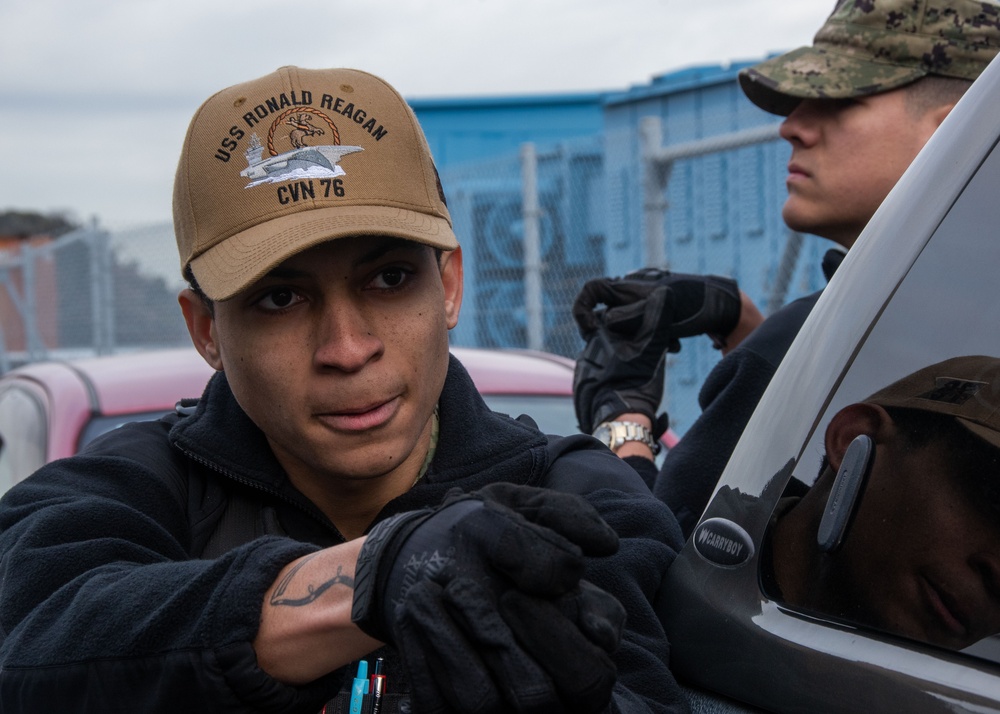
[866,355,1000,449]
[173,66,458,301]
[740,0,1000,116]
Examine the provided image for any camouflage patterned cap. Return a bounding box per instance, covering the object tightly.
[740,0,1000,115]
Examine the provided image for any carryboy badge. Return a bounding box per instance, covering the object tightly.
[693,517,755,568]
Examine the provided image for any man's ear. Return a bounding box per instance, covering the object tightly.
[824,402,892,474]
[439,246,464,329]
[912,100,957,148]
[927,101,957,130]
[178,289,223,371]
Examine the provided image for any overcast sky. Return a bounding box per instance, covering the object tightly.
[1,0,833,229]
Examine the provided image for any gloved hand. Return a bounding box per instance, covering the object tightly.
[352,483,624,713]
[572,268,740,434]
[573,268,742,348]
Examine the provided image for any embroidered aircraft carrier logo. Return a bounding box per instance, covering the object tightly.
[241,108,363,188]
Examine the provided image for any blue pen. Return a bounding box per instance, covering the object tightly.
[349,660,369,714]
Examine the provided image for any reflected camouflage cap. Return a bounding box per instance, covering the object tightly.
[740,0,1000,115]
[866,355,1000,449]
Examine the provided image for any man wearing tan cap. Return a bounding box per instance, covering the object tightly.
[0,68,687,713]
[572,0,1000,537]
[767,355,1000,651]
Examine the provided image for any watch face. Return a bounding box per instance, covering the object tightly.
[593,421,658,454]
[593,424,613,447]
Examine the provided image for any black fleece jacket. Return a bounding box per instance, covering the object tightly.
[0,355,687,714]
[651,247,845,537]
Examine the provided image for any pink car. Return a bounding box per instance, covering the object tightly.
[0,346,674,496]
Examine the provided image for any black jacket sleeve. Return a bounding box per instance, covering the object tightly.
[653,291,822,538]
[0,423,337,713]
[544,435,690,714]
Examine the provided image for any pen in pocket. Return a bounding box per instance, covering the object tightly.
[369,656,386,714]
[348,660,368,714]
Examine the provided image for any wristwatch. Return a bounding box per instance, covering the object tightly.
[592,420,661,455]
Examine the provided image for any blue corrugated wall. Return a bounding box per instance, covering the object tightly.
[411,61,835,434]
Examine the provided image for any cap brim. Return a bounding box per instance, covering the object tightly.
[190,205,458,301]
[866,398,1000,450]
[739,45,926,116]
[958,418,1000,451]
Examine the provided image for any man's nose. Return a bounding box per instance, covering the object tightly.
[313,303,383,372]
[779,100,821,146]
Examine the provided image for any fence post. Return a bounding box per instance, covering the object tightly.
[88,227,102,355]
[767,231,805,314]
[0,322,8,374]
[640,116,669,268]
[521,142,544,351]
[0,252,31,364]
[84,220,114,355]
[88,222,115,355]
[20,243,47,362]
[0,255,11,371]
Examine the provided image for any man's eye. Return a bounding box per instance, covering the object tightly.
[372,268,408,289]
[258,288,301,310]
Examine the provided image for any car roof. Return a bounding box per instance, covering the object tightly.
[451,346,573,395]
[30,348,217,416]
[0,345,577,467]
[1,346,573,416]
[1,345,575,423]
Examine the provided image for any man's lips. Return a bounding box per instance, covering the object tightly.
[786,161,810,181]
[317,397,400,432]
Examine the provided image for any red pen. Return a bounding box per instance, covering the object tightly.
[369,657,386,714]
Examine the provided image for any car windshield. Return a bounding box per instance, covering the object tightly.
[78,411,177,451]
[480,394,578,436]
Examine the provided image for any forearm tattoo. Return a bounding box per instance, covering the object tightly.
[269,553,356,607]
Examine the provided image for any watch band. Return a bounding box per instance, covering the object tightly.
[592,420,661,455]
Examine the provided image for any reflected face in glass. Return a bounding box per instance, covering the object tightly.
[822,430,1000,649]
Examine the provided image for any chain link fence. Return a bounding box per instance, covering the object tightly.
[0,222,189,371]
[445,135,607,357]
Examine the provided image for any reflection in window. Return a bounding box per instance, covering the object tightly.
[766,142,1000,665]
[764,356,1000,657]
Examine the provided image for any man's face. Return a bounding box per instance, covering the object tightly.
[824,430,1000,650]
[778,88,944,248]
[193,236,462,490]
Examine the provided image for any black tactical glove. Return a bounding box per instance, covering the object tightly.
[572,268,740,434]
[352,483,624,713]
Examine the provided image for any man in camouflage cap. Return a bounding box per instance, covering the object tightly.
[741,0,1000,115]
[738,0,1000,246]
[571,0,1000,539]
